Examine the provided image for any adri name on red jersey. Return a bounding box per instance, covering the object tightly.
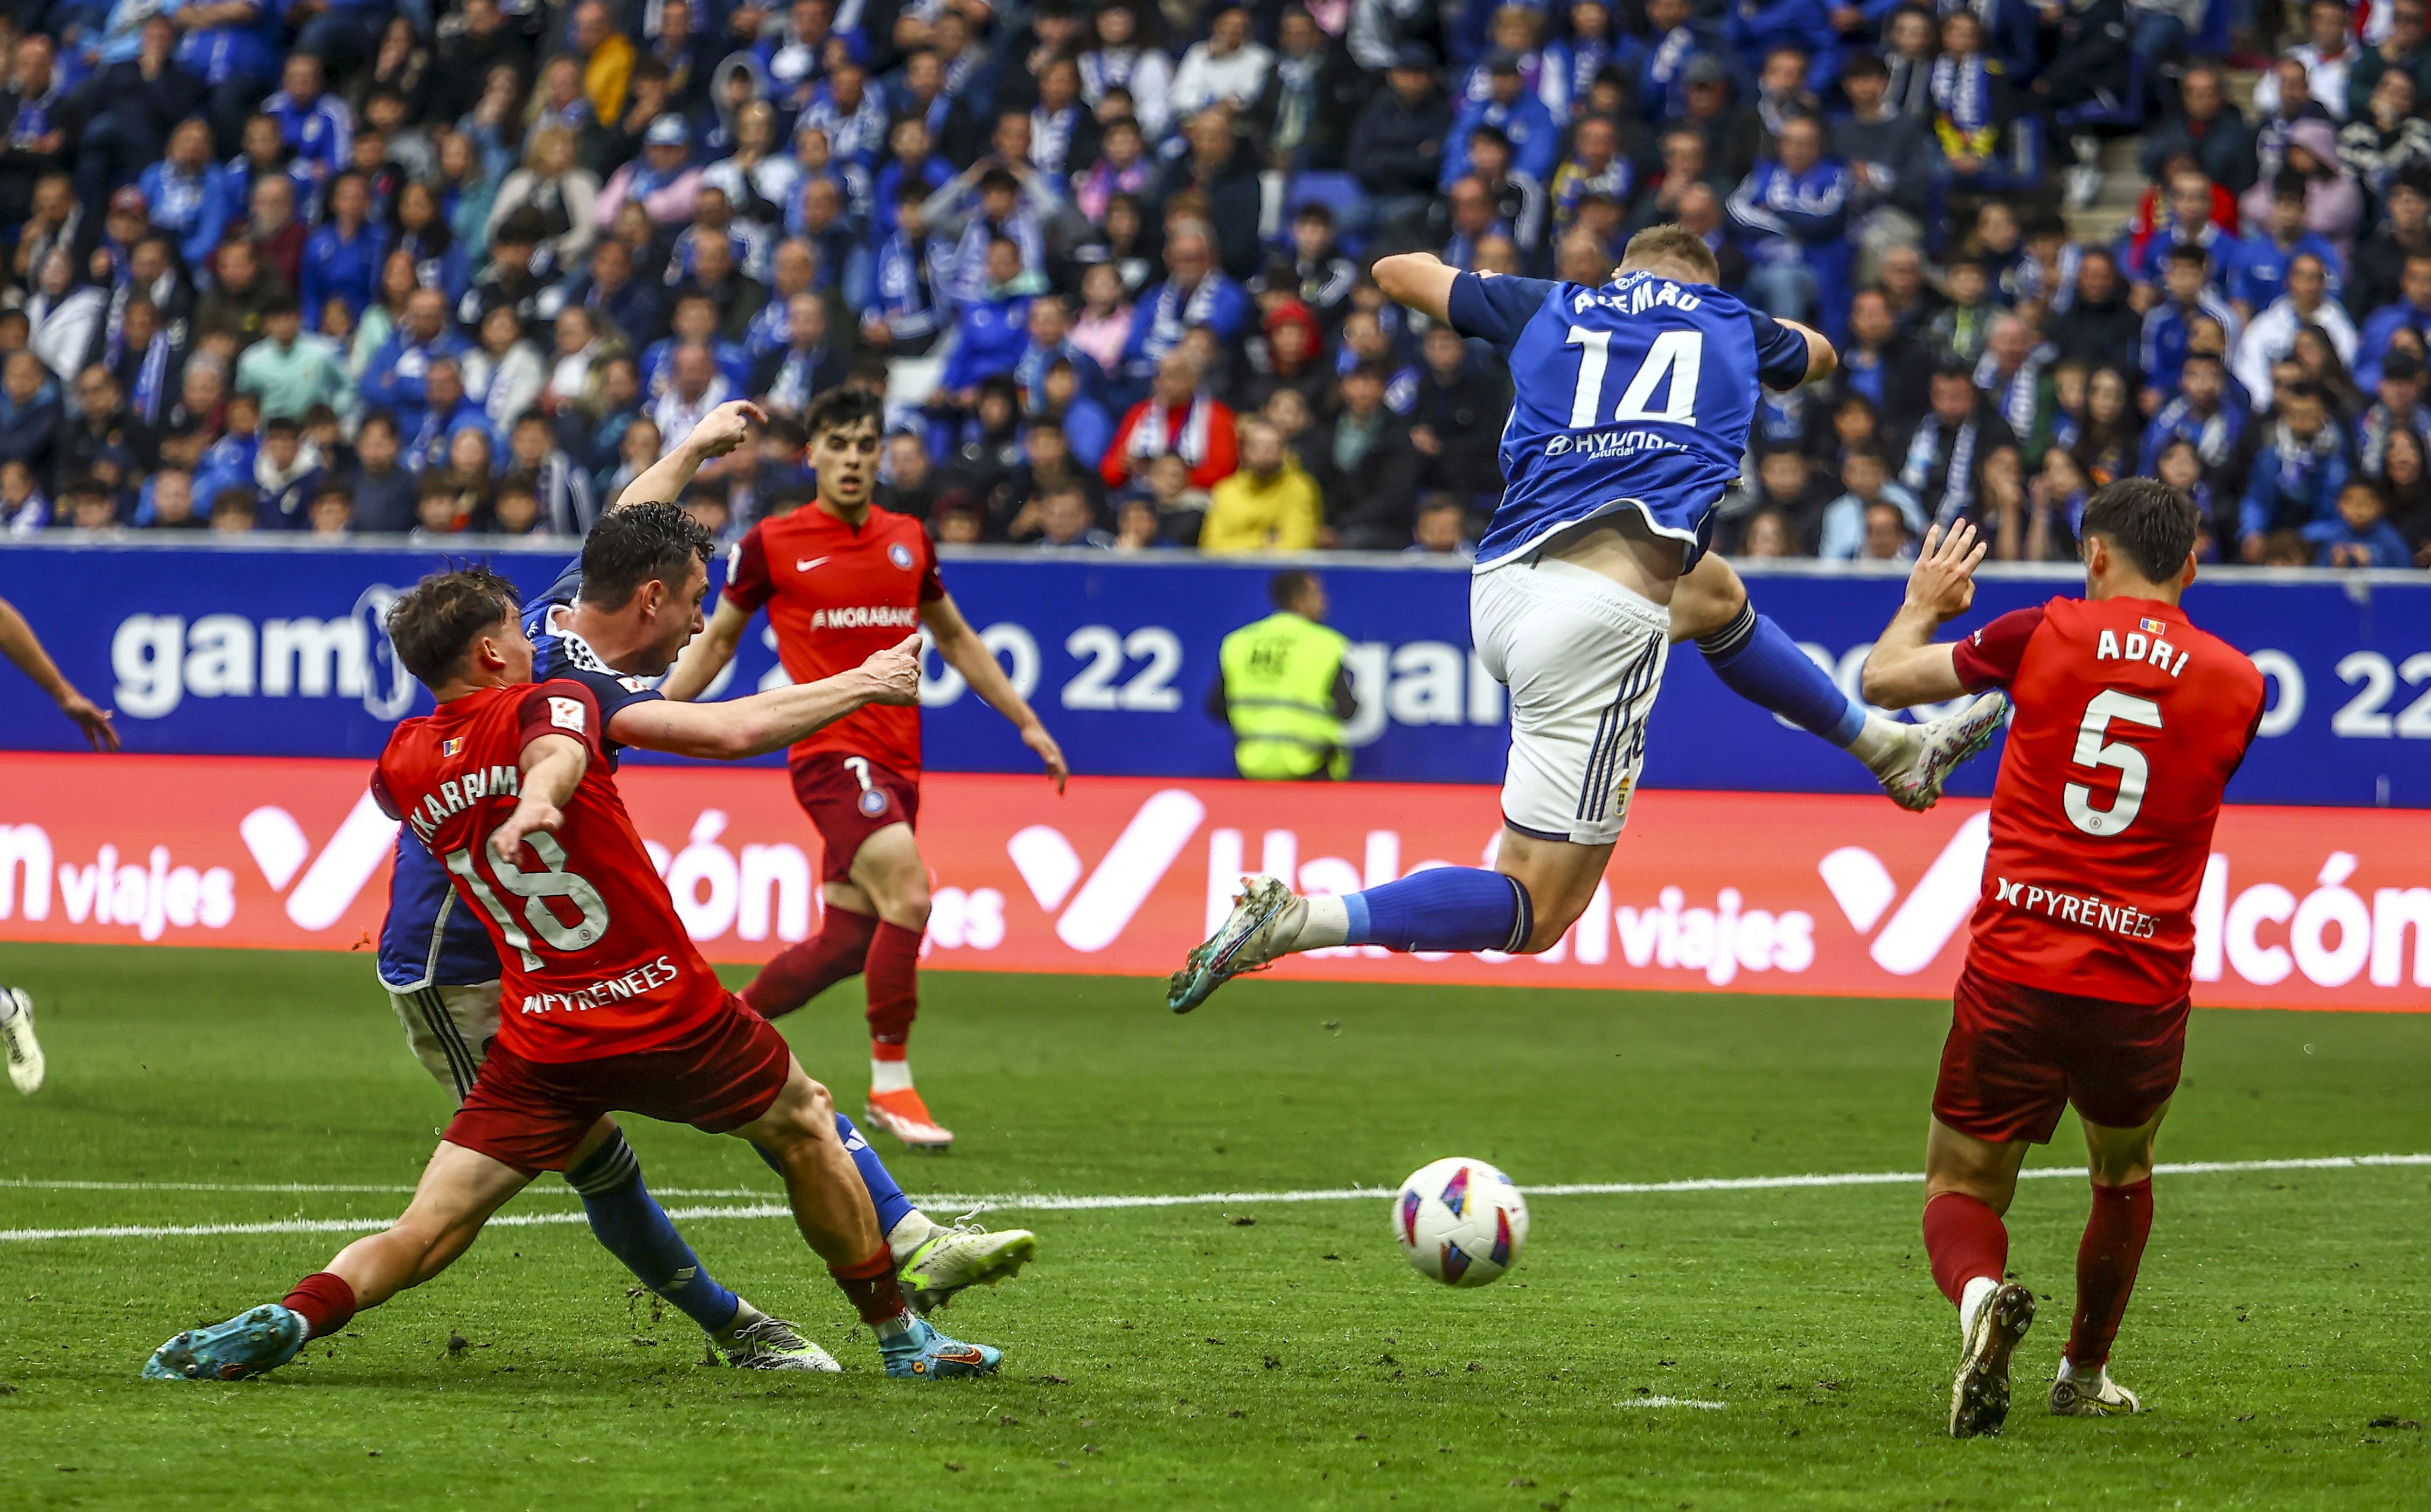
[1951,595,2266,1005]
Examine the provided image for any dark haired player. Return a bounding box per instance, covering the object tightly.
[147,566,1006,1383]
[665,387,1069,1151]
[1861,483,2265,1438]
[375,401,1036,1372]
[1170,227,2005,1011]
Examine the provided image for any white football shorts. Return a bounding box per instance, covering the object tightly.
[386,980,501,1106]
[1471,555,1670,847]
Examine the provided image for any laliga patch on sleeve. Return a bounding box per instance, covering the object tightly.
[549,696,587,733]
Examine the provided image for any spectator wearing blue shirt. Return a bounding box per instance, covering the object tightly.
[2353,250,2431,389]
[2314,480,2416,565]
[2353,350,2431,473]
[2137,351,2247,480]
[1724,0,1840,92]
[938,237,1038,399]
[168,0,282,153]
[281,0,389,75]
[399,355,490,472]
[261,53,349,195]
[357,286,468,443]
[1618,0,1720,123]
[1012,296,1105,413]
[2125,168,2237,293]
[1727,116,1854,342]
[1118,223,1250,386]
[865,183,947,357]
[639,294,752,399]
[1440,52,1557,187]
[752,291,848,415]
[72,16,204,212]
[298,170,387,330]
[2143,246,2243,400]
[2232,175,2347,318]
[2240,381,2352,558]
[141,116,238,270]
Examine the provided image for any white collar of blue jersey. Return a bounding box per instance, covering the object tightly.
[541,604,651,688]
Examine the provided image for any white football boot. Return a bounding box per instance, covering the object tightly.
[1,987,44,1095]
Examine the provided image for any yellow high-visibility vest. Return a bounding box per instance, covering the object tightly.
[1218,611,1350,780]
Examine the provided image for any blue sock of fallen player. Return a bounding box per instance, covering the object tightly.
[1695,602,1866,745]
[567,1128,741,1334]
[1340,868,1533,953]
[749,1114,917,1243]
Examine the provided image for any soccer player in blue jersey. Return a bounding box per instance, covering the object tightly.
[377,401,1035,1370]
[1169,226,2008,1009]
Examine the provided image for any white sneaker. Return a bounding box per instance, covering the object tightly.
[900,1222,1039,1313]
[1879,693,2011,812]
[1167,875,1306,1013]
[2050,1366,2142,1417]
[1,988,43,1095]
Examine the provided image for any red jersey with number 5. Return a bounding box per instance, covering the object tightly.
[1952,596,2266,1004]
[372,679,730,1063]
[722,503,944,779]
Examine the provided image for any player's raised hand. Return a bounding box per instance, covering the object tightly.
[1905,521,1987,623]
[686,400,770,459]
[490,800,565,865]
[1022,722,1069,794]
[859,635,924,706]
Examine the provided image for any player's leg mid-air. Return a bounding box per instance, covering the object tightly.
[1169,227,2005,1012]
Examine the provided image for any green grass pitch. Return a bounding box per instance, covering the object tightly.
[1,942,2426,1510]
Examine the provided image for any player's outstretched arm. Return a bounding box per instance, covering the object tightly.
[921,592,1069,792]
[610,400,769,513]
[1862,522,1987,709]
[1773,318,1838,387]
[660,595,753,703]
[1372,253,1461,324]
[491,733,589,863]
[0,594,118,751]
[609,636,922,759]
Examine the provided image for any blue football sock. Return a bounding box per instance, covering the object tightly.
[750,1118,918,1243]
[566,1130,741,1336]
[1342,868,1533,953]
[835,1113,917,1241]
[1696,602,1866,747]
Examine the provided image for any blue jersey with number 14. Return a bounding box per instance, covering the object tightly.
[1446,270,1810,571]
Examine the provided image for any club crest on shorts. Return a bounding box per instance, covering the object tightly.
[858,788,890,817]
[889,542,915,569]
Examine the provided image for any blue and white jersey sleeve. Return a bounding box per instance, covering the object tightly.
[1447,273,1562,350]
[1750,311,1812,391]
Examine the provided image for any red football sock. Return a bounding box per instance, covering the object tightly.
[864,921,923,1049]
[1922,1192,2010,1306]
[828,1245,908,1327]
[741,906,879,1020]
[282,1271,358,1341]
[2066,1178,2154,1371]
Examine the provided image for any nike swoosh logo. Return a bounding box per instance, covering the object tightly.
[935,1346,988,1364]
[797,556,830,572]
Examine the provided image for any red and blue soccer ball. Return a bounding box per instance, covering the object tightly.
[1392,1157,1529,1287]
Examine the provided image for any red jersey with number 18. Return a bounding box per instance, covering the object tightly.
[372,679,731,1063]
[1951,595,2266,1005]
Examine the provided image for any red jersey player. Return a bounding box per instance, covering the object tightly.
[665,387,1068,1149]
[1863,481,2265,1439]
[144,567,1003,1383]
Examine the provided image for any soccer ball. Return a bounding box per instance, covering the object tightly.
[1392,1157,1528,1287]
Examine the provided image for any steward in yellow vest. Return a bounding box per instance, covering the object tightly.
[1208,572,1355,779]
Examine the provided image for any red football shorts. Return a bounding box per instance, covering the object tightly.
[443,995,795,1173]
[1932,963,2190,1145]
[789,751,920,883]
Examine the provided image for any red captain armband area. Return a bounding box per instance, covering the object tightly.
[1951,605,2046,693]
[516,680,605,761]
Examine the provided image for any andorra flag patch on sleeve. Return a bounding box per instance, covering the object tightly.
[441,737,464,756]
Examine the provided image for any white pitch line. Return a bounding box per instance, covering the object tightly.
[1615,1397,1728,1410]
[1,1152,2422,1245]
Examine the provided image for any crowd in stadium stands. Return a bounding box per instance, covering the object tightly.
[0,0,2423,568]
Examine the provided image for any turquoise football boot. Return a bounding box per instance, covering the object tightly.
[145,1304,309,1382]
